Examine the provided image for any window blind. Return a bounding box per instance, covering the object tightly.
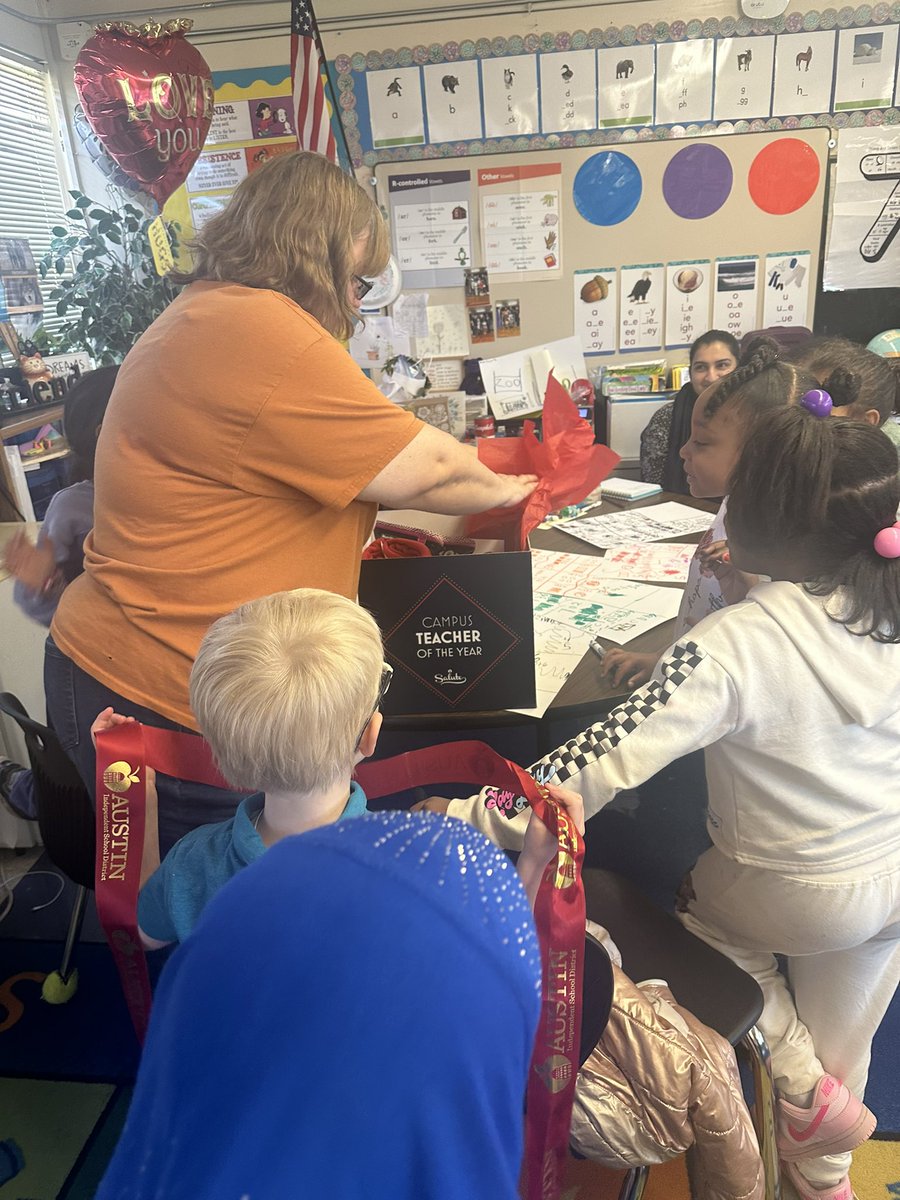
[0,53,73,340]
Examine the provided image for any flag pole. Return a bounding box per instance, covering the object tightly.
[310,10,354,172]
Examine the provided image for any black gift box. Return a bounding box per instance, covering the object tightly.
[359,514,535,715]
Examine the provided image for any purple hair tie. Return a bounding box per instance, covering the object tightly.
[873,522,900,559]
[800,389,833,418]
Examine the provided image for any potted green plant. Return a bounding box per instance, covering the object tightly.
[39,190,181,365]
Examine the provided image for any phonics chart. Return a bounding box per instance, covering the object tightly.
[375,127,829,361]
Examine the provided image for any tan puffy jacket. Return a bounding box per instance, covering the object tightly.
[571,963,764,1200]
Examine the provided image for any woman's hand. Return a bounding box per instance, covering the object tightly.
[3,531,56,592]
[495,473,539,509]
[602,649,655,689]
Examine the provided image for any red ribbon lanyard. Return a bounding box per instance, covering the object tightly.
[95,723,233,1043]
[356,742,585,1200]
[95,723,153,1043]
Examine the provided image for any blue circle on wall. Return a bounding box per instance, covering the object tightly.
[573,151,642,226]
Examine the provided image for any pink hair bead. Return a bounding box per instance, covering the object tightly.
[873,523,900,559]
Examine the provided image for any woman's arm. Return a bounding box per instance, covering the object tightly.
[358,423,537,514]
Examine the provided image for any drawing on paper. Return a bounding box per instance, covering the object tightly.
[853,32,883,65]
[795,45,813,71]
[616,59,634,79]
[737,48,752,71]
[561,63,574,81]
[859,151,900,263]
[386,77,403,97]
[442,75,459,93]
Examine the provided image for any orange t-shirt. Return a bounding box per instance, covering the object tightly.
[51,281,421,728]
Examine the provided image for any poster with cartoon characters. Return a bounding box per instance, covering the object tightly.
[164,67,299,244]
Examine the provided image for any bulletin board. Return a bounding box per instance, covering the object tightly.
[374,127,830,368]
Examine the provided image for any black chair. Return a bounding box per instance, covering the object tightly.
[583,868,780,1200]
[0,692,95,1001]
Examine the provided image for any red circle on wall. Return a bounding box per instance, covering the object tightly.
[748,138,821,215]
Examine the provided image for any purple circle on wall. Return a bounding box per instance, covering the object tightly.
[662,143,733,219]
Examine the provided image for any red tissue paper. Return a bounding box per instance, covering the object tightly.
[468,374,620,549]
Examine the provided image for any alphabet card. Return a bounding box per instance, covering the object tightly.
[655,40,714,125]
[539,50,597,133]
[772,31,836,117]
[834,25,899,112]
[618,264,664,352]
[714,36,775,120]
[763,250,812,327]
[665,260,712,348]
[481,55,539,137]
[597,45,655,128]
[574,268,617,355]
[366,67,425,149]
[713,257,759,341]
[422,61,482,143]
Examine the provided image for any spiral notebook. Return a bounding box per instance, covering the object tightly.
[601,478,663,502]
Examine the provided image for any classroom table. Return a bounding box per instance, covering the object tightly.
[380,491,718,760]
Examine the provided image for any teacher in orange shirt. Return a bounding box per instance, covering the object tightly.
[48,152,535,852]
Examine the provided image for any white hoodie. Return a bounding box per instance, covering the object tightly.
[447,581,900,874]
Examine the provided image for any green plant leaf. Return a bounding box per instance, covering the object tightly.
[51,225,68,237]
[75,195,91,209]
[66,209,85,220]
[55,257,65,273]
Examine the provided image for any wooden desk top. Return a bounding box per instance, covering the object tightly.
[383,492,718,733]
[531,492,717,718]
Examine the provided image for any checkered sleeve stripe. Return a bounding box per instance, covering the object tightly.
[535,641,707,784]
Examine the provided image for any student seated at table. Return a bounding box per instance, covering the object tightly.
[115,586,582,948]
[639,330,739,493]
[94,810,543,1200]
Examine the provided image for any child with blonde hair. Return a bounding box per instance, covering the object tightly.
[135,588,386,947]
[132,587,580,948]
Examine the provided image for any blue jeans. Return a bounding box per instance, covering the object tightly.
[44,636,244,857]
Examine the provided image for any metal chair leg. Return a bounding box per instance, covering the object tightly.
[58,884,88,983]
[618,1166,650,1200]
[741,1024,781,1200]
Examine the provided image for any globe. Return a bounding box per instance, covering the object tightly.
[866,329,900,357]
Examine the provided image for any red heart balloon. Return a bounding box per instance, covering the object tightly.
[74,20,213,209]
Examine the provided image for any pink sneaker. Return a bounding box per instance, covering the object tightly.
[784,1161,856,1200]
[778,1075,876,1162]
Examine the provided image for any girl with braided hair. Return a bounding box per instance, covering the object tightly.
[605,336,818,688]
[787,335,900,460]
[443,403,900,1200]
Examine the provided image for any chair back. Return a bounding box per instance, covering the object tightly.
[0,692,95,889]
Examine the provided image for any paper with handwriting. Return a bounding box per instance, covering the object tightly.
[509,578,684,717]
[532,544,695,588]
[557,501,712,550]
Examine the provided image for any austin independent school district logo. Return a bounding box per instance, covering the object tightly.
[535,1054,572,1093]
[103,761,140,793]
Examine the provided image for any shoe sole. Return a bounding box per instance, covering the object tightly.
[778,1105,877,1162]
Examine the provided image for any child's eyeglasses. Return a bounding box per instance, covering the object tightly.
[352,274,374,301]
[354,662,393,750]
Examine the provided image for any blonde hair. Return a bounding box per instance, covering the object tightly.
[190,589,384,795]
[172,151,389,341]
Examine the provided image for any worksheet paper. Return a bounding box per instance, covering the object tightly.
[509,582,683,717]
[532,544,695,588]
[557,502,713,550]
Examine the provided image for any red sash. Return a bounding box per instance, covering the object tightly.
[356,742,585,1200]
[94,724,231,1042]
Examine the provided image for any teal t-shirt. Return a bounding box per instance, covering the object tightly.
[138,783,368,945]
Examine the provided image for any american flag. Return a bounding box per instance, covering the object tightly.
[291,0,337,161]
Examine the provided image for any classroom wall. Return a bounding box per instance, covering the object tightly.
[21,0,900,348]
